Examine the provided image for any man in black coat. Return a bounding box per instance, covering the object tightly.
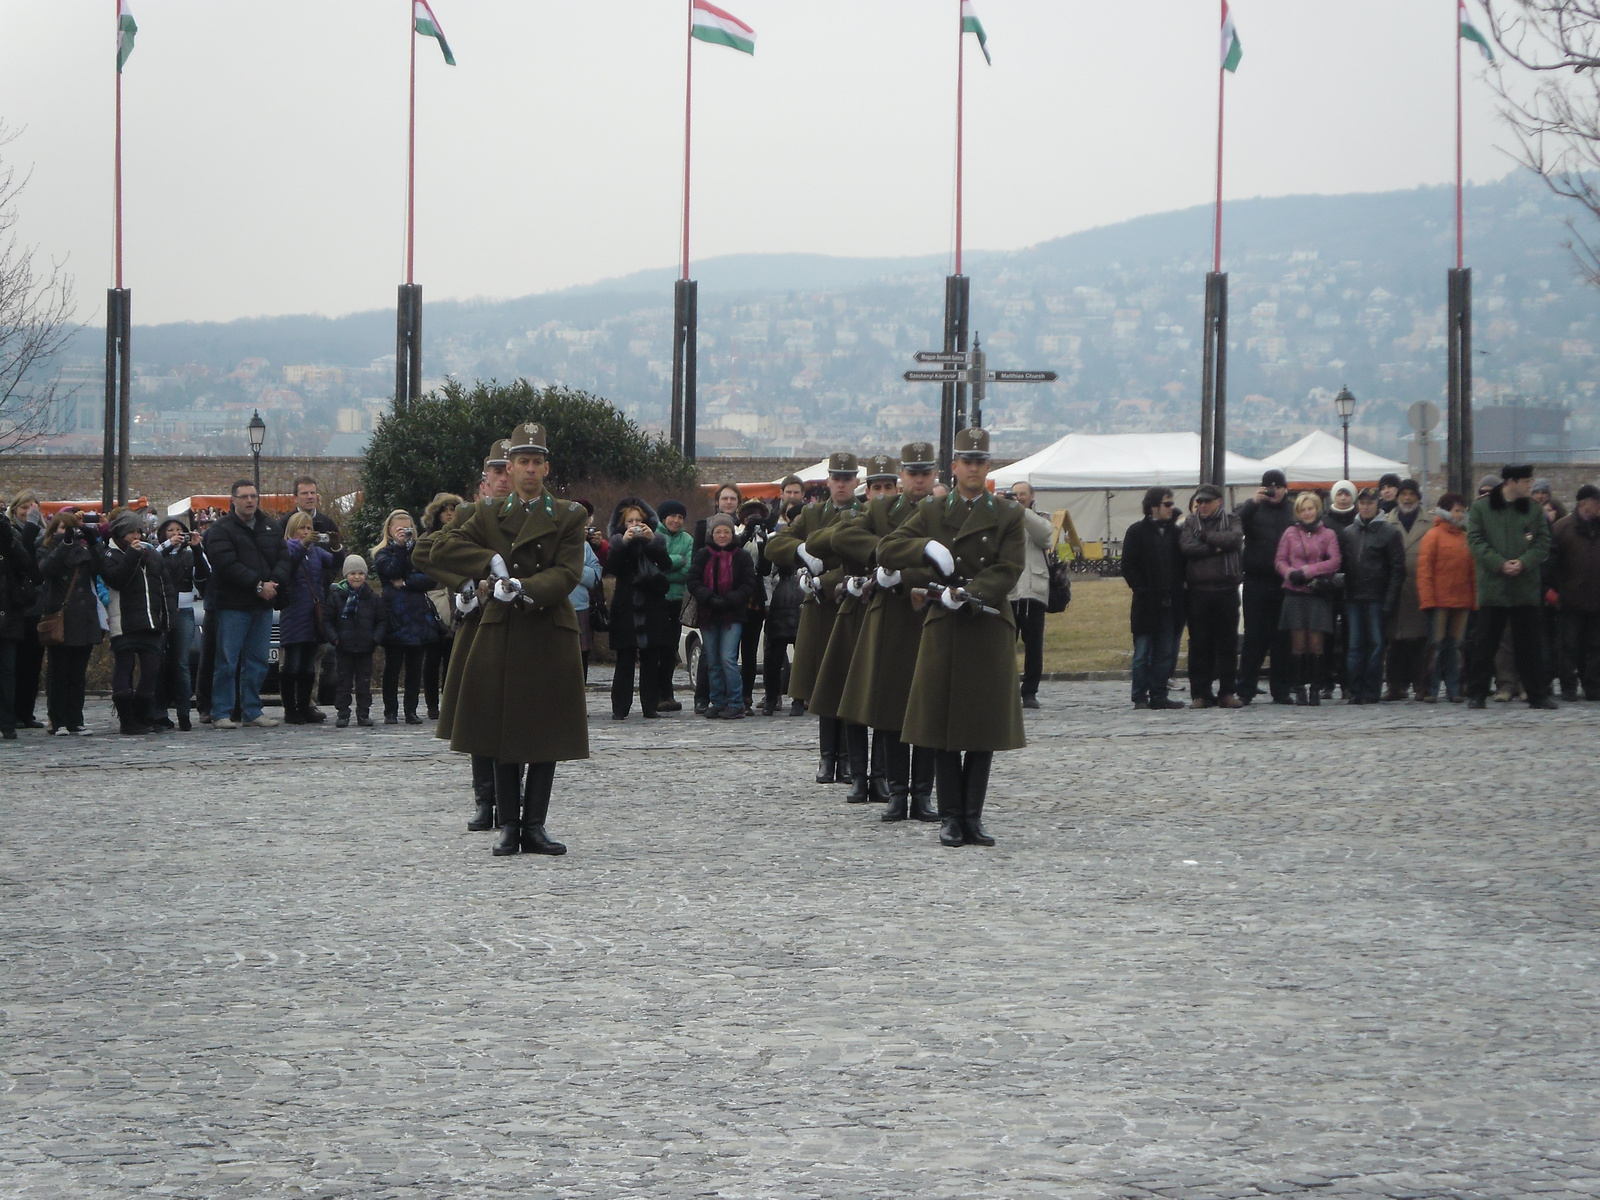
[204,479,291,728]
[0,513,44,738]
[1338,487,1405,704]
[1234,469,1297,705]
[291,475,344,712]
[1121,486,1185,710]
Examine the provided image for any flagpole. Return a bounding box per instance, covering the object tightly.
[1213,7,1225,274]
[1455,2,1464,271]
[955,0,965,277]
[682,0,694,281]
[407,1,417,287]
[114,0,124,290]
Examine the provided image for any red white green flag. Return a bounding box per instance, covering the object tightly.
[1220,1,1242,73]
[1459,1,1493,61]
[691,0,756,56]
[414,0,455,66]
[117,1,137,73]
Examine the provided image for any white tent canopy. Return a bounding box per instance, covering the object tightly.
[988,432,1266,544]
[1257,430,1404,483]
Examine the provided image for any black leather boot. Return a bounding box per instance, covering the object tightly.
[815,716,840,784]
[1307,655,1323,706]
[935,750,966,846]
[869,727,891,803]
[880,729,910,822]
[910,746,939,822]
[520,762,566,855]
[961,751,996,846]
[492,761,523,856]
[114,693,149,736]
[300,675,327,723]
[844,723,871,803]
[281,675,305,724]
[1291,654,1309,706]
[468,756,497,832]
[136,694,165,734]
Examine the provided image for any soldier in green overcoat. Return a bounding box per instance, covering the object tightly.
[428,423,589,857]
[834,443,940,822]
[764,453,861,784]
[413,439,512,833]
[807,454,898,803]
[878,428,1026,848]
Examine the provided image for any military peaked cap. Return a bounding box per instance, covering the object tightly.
[864,454,898,481]
[827,451,859,476]
[508,423,549,456]
[953,428,991,460]
[901,441,936,469]
[484,438,511,468]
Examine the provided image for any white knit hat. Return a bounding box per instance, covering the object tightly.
[342,554,368,576]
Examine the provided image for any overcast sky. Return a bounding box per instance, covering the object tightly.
[0,1,1517,326]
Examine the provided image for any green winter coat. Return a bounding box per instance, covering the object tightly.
[764,498,859,702]
[657,524,694,602]
[412,499,486,742]
[1467,485,1551,609]
[804,508,878,720]
[832,494,934,732]
[877,490,1026,753]
[428,492,590,764]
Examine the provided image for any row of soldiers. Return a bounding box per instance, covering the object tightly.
[413,422,1029,856]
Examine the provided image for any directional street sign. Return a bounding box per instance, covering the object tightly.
[904,369,965,382]
[902,368,1060,384]
[913,351,972,364]
[991,370,1058,383]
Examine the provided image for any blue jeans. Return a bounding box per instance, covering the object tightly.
[1345,601,1386,702]
[157,607,195,720]
[1131,626,1178,704]
[703,622,743,712]
[212,608,272,722]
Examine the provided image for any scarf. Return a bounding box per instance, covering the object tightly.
[1397,506,1419,532]
[703,546,737,595]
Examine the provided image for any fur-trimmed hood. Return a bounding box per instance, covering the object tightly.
[1487,484,1531,514]
[608,496,662,539]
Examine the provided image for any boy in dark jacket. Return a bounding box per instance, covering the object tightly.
[322,555,387,727]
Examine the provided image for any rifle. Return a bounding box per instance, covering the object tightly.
[908,581,1004,618]
[833,574,877,605]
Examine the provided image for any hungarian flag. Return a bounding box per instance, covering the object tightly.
[962,1,991,65]
[1220,1,1242,72]
[117,0,137,73]
[1459,0,1493,61]
[414,0,455,66]
[691,0,756,55]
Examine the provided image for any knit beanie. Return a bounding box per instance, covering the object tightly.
[1577,484,1600,504]
[657,499,688,520]
[707,513,736,535]
[342,554,368,576]
[1331,480,1356,509]
[1477,473,1501,494]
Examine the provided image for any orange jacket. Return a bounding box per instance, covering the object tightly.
[1416,516,1477,611]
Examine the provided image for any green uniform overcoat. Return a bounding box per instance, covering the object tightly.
[877,491,1027,752]
[428,492,590,764]
[413,501,485,743]
[803,513,878,720]
[832,495,934,731]
[765,498,859,702]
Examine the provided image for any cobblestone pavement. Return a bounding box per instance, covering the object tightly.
[3,681,1597,1199]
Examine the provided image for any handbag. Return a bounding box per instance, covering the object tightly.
[678,592,699,629]
[587,585,610,633]
[1046,555,1072,614]
[37,566,80,646]
[1309,572,1345,598]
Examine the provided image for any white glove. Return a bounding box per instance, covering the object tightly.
[489,553,509,579]
[454,582,479,615]
[939,587,965,611]
[875,567,902,589]
[845,576,866,598]
[798,547,824,575]
[492,577,523,603]
[799,569,822,596]
[924,541,955,576]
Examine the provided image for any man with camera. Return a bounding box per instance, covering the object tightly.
[204,480,292,729]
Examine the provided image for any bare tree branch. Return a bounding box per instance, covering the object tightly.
[1482,1,1600,285]
[0,122,80,455]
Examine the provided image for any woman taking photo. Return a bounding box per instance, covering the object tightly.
[281,511,337,724]
[99,511,172,735]
[604,498,675,720]
[1275,492,1343,706]
[153,516,207,730]
[417,492,462,719]
[372,508,438,725]
[37,511,104,735]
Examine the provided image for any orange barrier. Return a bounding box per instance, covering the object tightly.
[40,497,149,519]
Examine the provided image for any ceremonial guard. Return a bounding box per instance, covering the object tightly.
[414,439,512,832]
[765,452,861,784]
[878,428,1025,847]
[429,424,589,856]
[833,443,940,822]
[805,455,898,802]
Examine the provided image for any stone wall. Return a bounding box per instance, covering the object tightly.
[0,456,366,509]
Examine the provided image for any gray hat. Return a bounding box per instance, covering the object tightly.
[1193,484,1223,503]
[707,513,736,534]
[109,511,144,539]
[1477,473,1501,494]
[954,428,991,460]
[1533,477,1554,494]
[342,554,368,576]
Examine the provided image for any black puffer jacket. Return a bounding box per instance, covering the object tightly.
[322,579,388,654]
[604,497,677,650]
[1236,495,1297,581]
[687,542,759,629]
[1339,514,1405,610]
[204,509,291,611]
[100,538,172,642]
[38,530,105,648]
[0,517,42,641]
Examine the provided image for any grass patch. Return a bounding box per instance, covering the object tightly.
[1026,577,1189,675]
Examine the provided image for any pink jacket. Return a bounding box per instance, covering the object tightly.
[1275,521,1342,594]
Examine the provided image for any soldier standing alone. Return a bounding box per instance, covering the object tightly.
[765,453,861,785]
[878,429,1025,847]
[429,424,590,856]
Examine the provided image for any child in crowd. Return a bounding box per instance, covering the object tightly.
[322,555,386,727]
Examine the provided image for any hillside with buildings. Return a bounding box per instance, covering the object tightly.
[34,172,1600,463]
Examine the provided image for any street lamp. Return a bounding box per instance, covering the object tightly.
[1333,387,1356,481]
[247,410,266,492]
